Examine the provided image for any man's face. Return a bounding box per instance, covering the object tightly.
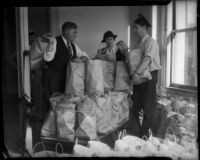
[133,23,145,38]
[63,28,77,42]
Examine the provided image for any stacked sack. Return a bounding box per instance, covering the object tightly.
[41,59,131,142]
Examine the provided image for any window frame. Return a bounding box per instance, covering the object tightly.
[169,0,197,91]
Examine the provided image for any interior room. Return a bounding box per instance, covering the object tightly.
[2,1,198,158]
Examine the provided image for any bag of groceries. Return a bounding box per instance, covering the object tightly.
[29,37,48,71]
[85,60,104,96]
[65,62,86,97]
[109,92,130,126]
[56,98,76,141]
[41,93,64,137]
[93,95,114,134]
[76,97,97,140]
[41,107,56,137]
[114,62,131,92]
[132,68,152,85]
[101,60,116,92]
[126,49,143,75]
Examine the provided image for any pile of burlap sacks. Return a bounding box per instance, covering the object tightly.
[41,59,133,141]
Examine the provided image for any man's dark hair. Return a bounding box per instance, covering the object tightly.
[134,14,152,29]
[62,21,77,33]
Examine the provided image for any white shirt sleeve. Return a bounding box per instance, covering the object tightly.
[43,37,57,62]
[74,44,89,58]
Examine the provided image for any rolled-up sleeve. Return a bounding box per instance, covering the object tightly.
[144,39,159,61]
[43,38,57,62]
[74,44,89,58]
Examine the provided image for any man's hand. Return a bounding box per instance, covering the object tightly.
[132,72,141,84]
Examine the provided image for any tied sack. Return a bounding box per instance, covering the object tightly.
[30,37,48,71]
[132,68,152,85]
[101,60,115,92]
[65,62,85,97]
[94,95,114,134]
[56,99,76,141]
[85,60,104,96]
[40,93,65,137]
[126,49,143,75]
[110,92,130,126]
[76,97,97,140]
[114,62,131,92]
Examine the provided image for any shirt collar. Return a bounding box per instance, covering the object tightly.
[61,35,69,46]
[141,34,149,43]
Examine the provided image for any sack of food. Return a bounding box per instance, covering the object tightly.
[85,60,104,96]
[132,69,152,85]
[76,97,97,140]
[93,95,114,134]
[56,99,76,141]
[41,107,56,137]
[109,92,130,126]
[30,37,48,71]
[114,62,131,92]
[88,140,114,157]
[74,143,95,157]
[65,62,86,97]
[101,60,115,92]
[126,49,143,75]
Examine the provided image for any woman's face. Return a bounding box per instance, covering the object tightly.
[105,36,114,47]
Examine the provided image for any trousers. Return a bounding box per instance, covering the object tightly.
[129,70,158,138]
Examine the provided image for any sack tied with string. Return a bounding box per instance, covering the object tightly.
[101,60,115,92]
[41,93,65,137]
[126,49,143,75]
[65,62,86,97]
[93,95,114,134]
[56,98,76,141]
[29,37,48,71]
[114,62,131,92]
[109,92,130,126]
[75,97,97,140]
[85,60,104,96]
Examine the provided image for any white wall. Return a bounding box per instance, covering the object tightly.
[57,6,130,58]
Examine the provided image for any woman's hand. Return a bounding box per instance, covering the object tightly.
[116,41,129,54]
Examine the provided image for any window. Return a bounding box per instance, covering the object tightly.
[167,0,197,90]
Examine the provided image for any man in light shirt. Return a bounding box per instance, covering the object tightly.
[42,21,89,100]
[117,14,161,138]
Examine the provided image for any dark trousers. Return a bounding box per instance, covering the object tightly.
[43,67,66,99]
[129,70,158,138]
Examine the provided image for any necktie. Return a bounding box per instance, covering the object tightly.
[67,42,73,60]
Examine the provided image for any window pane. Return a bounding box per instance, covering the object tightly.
[176,0,197,29]
[172,31,197,87]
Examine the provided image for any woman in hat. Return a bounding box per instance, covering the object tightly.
[117,14,161,138]
[94,31,125,62]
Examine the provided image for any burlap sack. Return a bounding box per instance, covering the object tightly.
[94,95,114,134]
[41,93,65,137]
[30,37,48,71]
[76,97,97,140]
[132,69,152,85]
[85,60,104,96]
[101,60,115,92]
[114,62,131,92]
[109,92,130,127]
[41,108,56,137]
[126,49,143,75]
[56,99,76,141]
[65,62,86,97]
